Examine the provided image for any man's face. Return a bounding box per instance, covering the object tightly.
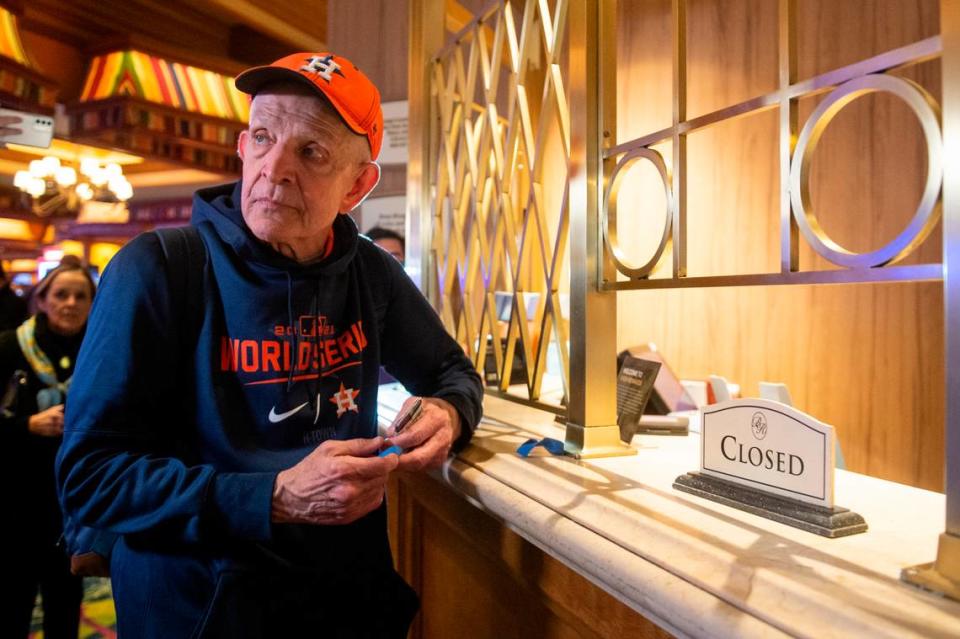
[238,88,378,262]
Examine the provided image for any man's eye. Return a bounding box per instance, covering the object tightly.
[253,133,269,144]
[302,146,326,159]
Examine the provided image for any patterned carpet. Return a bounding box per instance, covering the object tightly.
[29,578,116,639]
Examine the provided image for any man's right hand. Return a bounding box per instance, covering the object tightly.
[271,437,399,525]
[28,405,64,437]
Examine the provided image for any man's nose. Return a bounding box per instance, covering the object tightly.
[262,143,296,183]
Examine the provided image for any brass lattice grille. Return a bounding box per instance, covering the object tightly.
[428,0,571,407]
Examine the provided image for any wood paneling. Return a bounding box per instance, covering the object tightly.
[202,0,327,52]
[327,0,409,199]
[326,0,409,101]
[387,472,673,639]
[614,0,944,490]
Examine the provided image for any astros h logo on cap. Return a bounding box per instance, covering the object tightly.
[234,52,384,161]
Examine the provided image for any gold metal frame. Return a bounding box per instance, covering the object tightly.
[602,147,673,278]
[901,0,960,600]
[410,0,960,594]
[790,74,942,268]
[601,6,944,289]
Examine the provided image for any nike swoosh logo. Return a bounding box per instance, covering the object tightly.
[268,401,309,423]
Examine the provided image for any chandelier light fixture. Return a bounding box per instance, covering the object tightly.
[13,156,133,217]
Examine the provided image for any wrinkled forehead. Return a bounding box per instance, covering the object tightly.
[250,82,345,130]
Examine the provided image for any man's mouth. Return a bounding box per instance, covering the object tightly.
[252,196,297,208]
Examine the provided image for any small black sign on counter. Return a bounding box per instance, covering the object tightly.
[616,355,660,441]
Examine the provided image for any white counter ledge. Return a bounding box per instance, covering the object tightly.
[378,387,960,639]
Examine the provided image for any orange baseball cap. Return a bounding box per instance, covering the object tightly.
[234,52,384,160]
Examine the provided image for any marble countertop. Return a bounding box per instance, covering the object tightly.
[377,387,960,639]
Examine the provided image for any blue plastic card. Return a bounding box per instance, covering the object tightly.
[379,445,403,457]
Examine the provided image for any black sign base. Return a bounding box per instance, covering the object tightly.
[673,472,868,538]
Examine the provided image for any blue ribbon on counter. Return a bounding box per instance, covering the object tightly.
[516,437,567,457]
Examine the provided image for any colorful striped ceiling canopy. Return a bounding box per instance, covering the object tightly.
[0,7,30,65]
[0,7,57,111]
[80,50,249,123]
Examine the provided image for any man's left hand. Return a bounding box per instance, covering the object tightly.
[387,397,460,471]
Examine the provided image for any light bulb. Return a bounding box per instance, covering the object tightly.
[55,166,77,187]
[75,183,94,201]
[80,158,99,177]
[114,180,133,201]
[13,170,31,190]
[39,156,60,175]
[27,177,47,197]
[105,163,123,178]
[88,167,108,187]
[29,159,46,177]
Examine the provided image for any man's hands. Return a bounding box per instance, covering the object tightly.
[28,405,64,437]
[271,437,399,525]
[270,397,462,526]
[385,397,461,472]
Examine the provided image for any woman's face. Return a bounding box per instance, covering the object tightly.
[38,270,93,336]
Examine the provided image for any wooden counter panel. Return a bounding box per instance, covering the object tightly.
[388,472,673,639]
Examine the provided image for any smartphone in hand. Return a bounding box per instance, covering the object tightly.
[379,398,424,457]
[0,108,54,149]
[392,398,422,435]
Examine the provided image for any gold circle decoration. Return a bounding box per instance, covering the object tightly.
[602,147,673,279]
[789,73,942,268]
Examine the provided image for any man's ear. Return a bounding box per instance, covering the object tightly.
[340,162,381,212]
[237,130,248,161]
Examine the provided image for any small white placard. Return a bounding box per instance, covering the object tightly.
[700,398,835,508]
[379,100,408,165]
[359,195,407,235]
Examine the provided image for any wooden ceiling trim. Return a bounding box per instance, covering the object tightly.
[203,0,326,52]
[27,0,229,44]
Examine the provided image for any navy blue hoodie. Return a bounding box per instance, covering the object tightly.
[56,182,483,636]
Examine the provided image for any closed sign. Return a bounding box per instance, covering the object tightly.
[700,399,835,508]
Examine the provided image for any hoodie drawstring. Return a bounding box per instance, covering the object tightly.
[285,272,296,392]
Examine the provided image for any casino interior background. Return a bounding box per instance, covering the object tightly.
[1,0,949,491]
[5,0,960,636]
[0,0,412,286]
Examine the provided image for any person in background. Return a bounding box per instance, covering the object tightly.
[0,262,28,331]
[0,258,96,639]
[0,117,36,331]
[57,52,483,637]
[366,225,405,264]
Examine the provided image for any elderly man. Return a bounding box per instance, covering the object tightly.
[56,53,483,637]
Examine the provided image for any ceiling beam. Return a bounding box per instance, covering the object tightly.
[202,0,326,52]
[228,25,296,66]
